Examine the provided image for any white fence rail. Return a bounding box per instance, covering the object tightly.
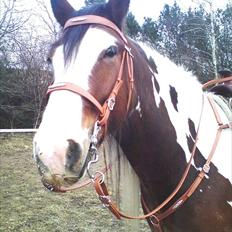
[0,129,37,133]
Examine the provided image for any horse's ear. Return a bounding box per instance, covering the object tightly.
[51,0,75,27]
[106,0,130,29]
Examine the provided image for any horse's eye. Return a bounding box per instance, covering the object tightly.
[104,46,118,58]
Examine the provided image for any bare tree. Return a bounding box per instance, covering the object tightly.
[191,0,218,79]
[0,0,53,128]
[0,0,29,47]
[32,0,60,41]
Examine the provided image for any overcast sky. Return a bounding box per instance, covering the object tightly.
[68,0,229,23]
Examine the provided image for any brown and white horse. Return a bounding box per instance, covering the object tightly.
[33,0,232,231]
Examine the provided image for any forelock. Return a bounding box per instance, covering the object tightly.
[52,3,115,65]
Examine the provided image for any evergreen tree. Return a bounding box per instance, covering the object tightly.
[179,6,212,81]
[1,0,231,128]
[125,12,141,39]
[157,2,184,63]
[216,5,232,72]
[141,17,159,46]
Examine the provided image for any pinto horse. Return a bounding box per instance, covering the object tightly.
[33,0,232,231]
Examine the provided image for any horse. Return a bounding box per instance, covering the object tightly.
[33,0,232,231]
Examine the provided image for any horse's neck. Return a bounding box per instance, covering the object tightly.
[118,44,207,201]
[115,42,232,231]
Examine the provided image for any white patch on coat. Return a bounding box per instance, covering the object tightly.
[150,71,161,107]
[53,28,117,90]
[139,43,201,161]
[135,96,142,118]
[138,43,232,184]
[197,93,232,184]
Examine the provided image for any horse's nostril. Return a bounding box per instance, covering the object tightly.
[42,174,79,191]
[63,175,79,185]
[66,139,82,170]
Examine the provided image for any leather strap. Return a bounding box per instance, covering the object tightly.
[94,95,205,220]
[64,15,129,45]
[47,15,134,129]
[152,95,230,222]
[58,164,112,192]
[45,15,134,192]
[202,76,232,89]
[47,82,104,114]
[94,179,122,219]
[49,14,230,228]
[93,94,230,225]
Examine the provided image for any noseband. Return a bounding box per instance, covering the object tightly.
[47,15,134,129]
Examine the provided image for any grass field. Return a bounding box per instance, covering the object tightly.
[0,134,149,232]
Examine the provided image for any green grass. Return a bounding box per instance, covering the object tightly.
[0,134,149,232]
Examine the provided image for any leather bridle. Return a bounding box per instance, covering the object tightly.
[47,15,134,129]
[45,15,231,232]
[45,14,134,196]
[91,83,231,232]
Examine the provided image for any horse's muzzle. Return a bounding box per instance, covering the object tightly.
[41,173,80,192]
[34,142,82,192]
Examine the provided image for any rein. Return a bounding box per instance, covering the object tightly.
[202,76,232,89]
[92,85,231,232]
[46,15,231,231]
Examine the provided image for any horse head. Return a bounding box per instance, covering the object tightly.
[33,0,134,191]
[33,1,232,231]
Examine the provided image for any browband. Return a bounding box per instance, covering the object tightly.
[64,15,128,45]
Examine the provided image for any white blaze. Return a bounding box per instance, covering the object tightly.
[35,27,117,155]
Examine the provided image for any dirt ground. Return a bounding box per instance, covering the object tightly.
[0,134,149,232]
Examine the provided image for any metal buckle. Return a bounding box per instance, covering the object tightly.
[203,164,210,174]
[149,215,160,228]
[90,121,101,145]
[93,171,105,184]
[125,45,134,58]
[87,151,99,179]
[86,121,103,180]
[107,97,116,111]
[99,195,111,208]
[172,199,183,210]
